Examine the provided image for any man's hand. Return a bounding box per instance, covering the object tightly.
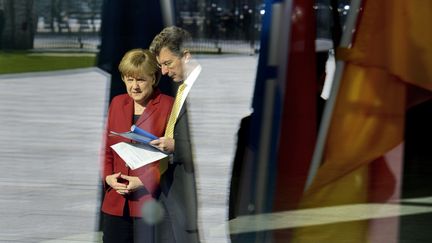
[105,172,129,195]
[150,137,175,153]
[120,174,144,192]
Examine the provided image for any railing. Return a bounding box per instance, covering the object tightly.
[32,0,261,54]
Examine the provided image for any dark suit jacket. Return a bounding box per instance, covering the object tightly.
[158,103,200,243]
[101,90,173,217]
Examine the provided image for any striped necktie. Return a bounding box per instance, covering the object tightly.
[165,83,186,138]
[160,83,186,174]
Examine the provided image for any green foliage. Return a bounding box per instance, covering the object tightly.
[0,51,97,74]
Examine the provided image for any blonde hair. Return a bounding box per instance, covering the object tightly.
[118,48,161,87]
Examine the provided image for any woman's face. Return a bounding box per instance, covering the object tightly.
[122,72,154,105]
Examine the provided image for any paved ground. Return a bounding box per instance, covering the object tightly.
[189,55,257,243]
[0,68,110,243]
[0,54,258,243]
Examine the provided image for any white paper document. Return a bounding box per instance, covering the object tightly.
[111,142,168,170]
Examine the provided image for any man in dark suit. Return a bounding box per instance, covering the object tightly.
[149,26,201,243]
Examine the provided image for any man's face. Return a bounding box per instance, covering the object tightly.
[122,73,154,104]
[157,47,185,82]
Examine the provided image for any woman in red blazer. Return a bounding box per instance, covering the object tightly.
[101,49,173,243]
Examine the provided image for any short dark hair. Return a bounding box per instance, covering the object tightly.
[150,26,192,57]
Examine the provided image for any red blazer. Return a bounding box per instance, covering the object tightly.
[101,90,173,217]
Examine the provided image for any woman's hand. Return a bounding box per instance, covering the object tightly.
[150,137,175,153]
[105,172,129,195]
[120,174,144,193]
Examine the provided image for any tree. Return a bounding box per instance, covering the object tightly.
[1,0,35,50]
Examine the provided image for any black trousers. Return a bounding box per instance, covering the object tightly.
[102,205,155,243]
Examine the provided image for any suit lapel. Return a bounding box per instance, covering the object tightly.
[178,101,187,120]
[122,96,134,129]
[174,100,188,130]
[135,90,161,127]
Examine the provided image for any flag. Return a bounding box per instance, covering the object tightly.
[271,0,318,241]
[229,2,287,240]
[272,0,317,215]
[236,0,292,220]
[291,0,432,242]
[239,0,317,214]
[229,0,317,241]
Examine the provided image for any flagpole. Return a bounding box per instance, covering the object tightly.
[254,0,294,216]
[160,0,175,26]
[304,0,363,190]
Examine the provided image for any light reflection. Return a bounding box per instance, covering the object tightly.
[213,197,432,236]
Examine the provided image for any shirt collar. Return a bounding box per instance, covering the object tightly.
[183,64,202,87]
